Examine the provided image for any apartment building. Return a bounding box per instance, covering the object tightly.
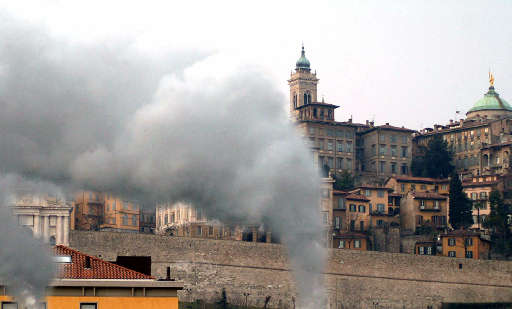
[463,175,501,231]
[385,176,449,196]
[440,231,491,259]
[400,191,448,233]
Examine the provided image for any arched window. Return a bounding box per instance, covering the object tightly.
[293,93,297,108]
[307,93,312,104]
[304,93,308,105]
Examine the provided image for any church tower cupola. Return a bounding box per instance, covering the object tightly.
[288,45,319,119]
[295,45,311,72]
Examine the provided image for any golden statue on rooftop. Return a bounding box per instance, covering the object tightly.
[489,71,495,87]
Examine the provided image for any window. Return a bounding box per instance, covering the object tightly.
[365,189,371,197]
[122,214,128,226]
[358,205,366,213]
[377,204,385,213]
[448,238,456,246]
[80,304,97,309]
[465,238,473,246]
[391,162,396,174]
[448,251,456,257]
[197,226,202,236]
[164,215,168,225]
[327,157,333,169]
[123,202,129,210]
[377,190,384,198]
[391,145,397,156]
[209,226,214,235]
[337,141,343,152]
[349,204,357,212]
[337,157,343,169]
[132,215,137,226]
[354,240,361,248]
[327,129,334,137]
[338,240,345,248]
[360,221,364,231]
[442,184,447,191]
[465,251,473,259]
[401,146,408,157]
[2,303,18,309]
[112,216,116,224]
[346,141,353,153]
[336,130,344,137]
[411,184,416,190]
[390,135,397,143]
[419,246,425,255]
[346,159,353,169]
[377,219,383,226]
[419,200,425,207]
[345,131,352,139]
[379,144,386,155]
[434,200,440,209]
[401,164,408,175]
[427,246,433,255]
[350,220,355,231]
[401,184,405,192]
[334,216,341,229]
[379,161,385,173]
[112,200,116,210]
[327,140,334,151]
[337,199,345,209]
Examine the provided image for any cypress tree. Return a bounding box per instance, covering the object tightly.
[423,135,455,178]
[448,173,473,230]
[485,190,512,256]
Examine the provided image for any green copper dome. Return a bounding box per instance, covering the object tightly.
[468,86,512,113]
[295,45,310,70]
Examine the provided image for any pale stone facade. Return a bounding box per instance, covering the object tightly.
[10,194,72,246]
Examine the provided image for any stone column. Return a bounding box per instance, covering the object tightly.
[43,215,50,243]
[56,216,63,245]
[33,214,40,238]
[63,216,70,246]
[252,228,258,242]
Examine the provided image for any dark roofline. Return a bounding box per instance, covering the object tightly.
[295,102,339,109]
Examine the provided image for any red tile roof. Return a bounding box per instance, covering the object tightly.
[53,245,154,280]
[344,193,370,201]
[390,176,449,184]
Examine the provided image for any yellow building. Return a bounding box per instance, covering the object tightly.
[74,191,141,233]
[440,231,491,259]
[385,176,449,196]
[333,232,369,251]
[400,191,448,233]
[462,175,500,230]
[0,245,182,309]
[351,185,400,228]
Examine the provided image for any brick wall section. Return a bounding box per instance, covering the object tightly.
[71,231,512,309]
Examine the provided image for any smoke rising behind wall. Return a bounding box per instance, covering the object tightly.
[0,15,326,307]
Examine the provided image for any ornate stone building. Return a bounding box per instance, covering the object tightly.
[413,78,512,179]
[289,46,415,181]
[9,194,72,246]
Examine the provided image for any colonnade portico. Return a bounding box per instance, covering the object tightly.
[9,195,72,246]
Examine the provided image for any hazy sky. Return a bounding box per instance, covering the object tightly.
[2,0,511,129]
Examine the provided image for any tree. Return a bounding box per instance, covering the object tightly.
[448,173,473,230]
[484,190,512,257]
[412,135,454,178]
[333,170,354,191]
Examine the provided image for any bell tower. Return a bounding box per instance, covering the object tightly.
[288,45,319,120]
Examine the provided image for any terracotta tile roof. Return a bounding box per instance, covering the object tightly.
[333,190,348,195]
[344,193,370,201]
[440,230,491,242]
[53,245,154,280]
[356,185,393,191]
[390,176,449,184]
[462,180,499,187]
[411,192,447,200]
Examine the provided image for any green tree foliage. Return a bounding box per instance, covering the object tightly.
[448,173,473,230]
[333,170,355,191]
[484,190,512,257]
[412,136,454,178]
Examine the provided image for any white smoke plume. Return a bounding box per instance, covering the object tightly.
[0,14,326,307]
[0,175,58,306]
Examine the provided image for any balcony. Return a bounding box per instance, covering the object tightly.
[418,205,441,212]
